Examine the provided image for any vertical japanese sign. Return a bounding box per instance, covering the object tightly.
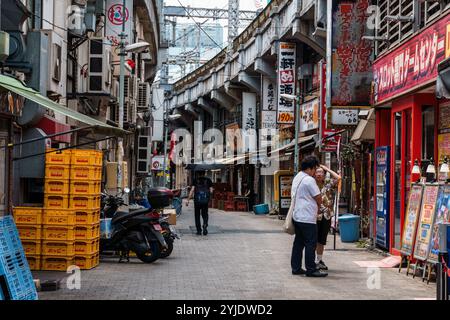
[106,0,134,46]
[413,185,439,261]
[330,0,373,108]
[277,42,296,124]
[242,92,257,153]
[262,76,277,129]
[400,184,424,256]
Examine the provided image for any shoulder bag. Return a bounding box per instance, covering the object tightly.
[283,175,307,235]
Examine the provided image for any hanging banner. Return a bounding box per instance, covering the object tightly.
[413,184,440,261]
[242,93,257,153]
[400,184,424,256]
[262,76,277,129]
[277,42,296,124]
[300,98,319,132]
[428,185,450,263]
[106,0,134,46]
[329,0,373,108]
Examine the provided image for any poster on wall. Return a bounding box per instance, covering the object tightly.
[399,184,424,256]
[277,42,296,124]
[413,184,440,261]
[427,185,450,263]
[300,98,319,132]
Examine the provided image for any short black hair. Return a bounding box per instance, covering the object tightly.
[301,156,320,171]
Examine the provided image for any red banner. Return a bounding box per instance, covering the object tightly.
[373,15,450,105]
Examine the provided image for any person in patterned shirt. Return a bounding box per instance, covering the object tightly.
[314,165,341,271]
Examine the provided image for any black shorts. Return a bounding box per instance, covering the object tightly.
[317,218,332,246]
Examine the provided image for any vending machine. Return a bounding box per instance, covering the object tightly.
[375,146,391,250]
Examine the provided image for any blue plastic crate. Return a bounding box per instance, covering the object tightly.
[0,216,22,254]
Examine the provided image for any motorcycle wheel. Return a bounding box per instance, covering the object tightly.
[136,240,161,263]
[159,240,174,259]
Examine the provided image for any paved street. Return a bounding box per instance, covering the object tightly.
[35,203,435,300]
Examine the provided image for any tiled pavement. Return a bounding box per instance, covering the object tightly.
[35,202,435,300]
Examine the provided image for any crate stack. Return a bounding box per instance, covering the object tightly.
[14,207,43,271]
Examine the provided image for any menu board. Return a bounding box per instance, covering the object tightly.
[427,185,450,263]
[400,184,424,256]
[413,185,440,261]
[279,175,294,214]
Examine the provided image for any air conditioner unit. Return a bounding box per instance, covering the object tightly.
[88,37,112,94]
[44,30,65,97]
[137,135,151,174]
[138,81,150,112]
[115,100,130,124]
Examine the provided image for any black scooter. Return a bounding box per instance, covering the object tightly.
[100,189,167,264]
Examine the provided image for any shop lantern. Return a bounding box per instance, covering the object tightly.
[440,157,450,184]
[412,159,422,183]
[427,158,437,183]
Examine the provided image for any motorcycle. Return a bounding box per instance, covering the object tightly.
[100,188,168,264]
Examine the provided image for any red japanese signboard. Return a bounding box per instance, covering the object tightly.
[373,14,450,105]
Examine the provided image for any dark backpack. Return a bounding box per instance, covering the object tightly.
[194,182,210,205]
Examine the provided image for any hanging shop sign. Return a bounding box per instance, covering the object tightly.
[373,14,450,105]
[330,109,359,126]
[279,175,294,216]
[242,92,257,153]
[300,98,319,133]
[277,42,296,124]
[261,111,277,130]
[106,0,134,46]
[262,76,277,130]
[413,184,440,261]
[151,156,166,171]
[329,0,373,109]
[427,185,450,263]
[400,184,424,256]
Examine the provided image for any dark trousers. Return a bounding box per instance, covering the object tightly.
[291,221,318,274]
[194,203,209,232]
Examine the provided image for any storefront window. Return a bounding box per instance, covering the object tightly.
[393,112,402,250]
[422,106,435,161]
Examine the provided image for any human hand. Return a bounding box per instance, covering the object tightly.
[320,164,329,171]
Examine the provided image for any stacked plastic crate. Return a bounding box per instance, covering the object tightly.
[70,150,102,270]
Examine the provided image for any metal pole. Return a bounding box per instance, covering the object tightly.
[118,0,127,191]
[294,80,301,174]
[163,100,168,187]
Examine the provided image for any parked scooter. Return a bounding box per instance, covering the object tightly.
[100,188,167,264]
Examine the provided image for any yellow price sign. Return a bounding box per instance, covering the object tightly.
[278,112,295,124]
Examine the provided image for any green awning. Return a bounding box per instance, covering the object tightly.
[0,75,129,137]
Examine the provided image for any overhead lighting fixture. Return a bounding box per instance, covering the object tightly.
[362,36,390,43]
[427,158,436,174]
[412,159,421,174]
[441,156,450,174]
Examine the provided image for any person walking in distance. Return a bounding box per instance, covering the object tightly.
[315,165,341,271]
[187,172,213,235]
[291,156,327,277]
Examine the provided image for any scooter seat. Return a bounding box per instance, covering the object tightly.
[112,207,153,225]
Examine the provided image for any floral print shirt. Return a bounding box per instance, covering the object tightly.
[317,178,338,221]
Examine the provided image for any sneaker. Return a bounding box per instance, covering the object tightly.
[306,270,328,277]
[203,228,208,236]
[292,269,306,275]
[317,260,328,271]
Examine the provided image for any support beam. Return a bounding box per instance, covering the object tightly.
[185,103,201,119]
[254,57,277,79]
[238,71,261,94]
[224,81,242,103]
[211,89,235,112]
[292,16,326,57]
[198,97,219,124]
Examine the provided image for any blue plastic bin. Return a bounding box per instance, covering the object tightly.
[339,214,360,242]
[253,204,269,215]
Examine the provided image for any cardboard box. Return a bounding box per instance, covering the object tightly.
[105,162,118,189]
[163,209,177,225]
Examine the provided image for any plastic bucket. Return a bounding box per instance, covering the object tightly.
[253,204,269,215]
[339,214,360,242]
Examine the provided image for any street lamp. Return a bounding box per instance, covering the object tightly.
[280,93,301,174]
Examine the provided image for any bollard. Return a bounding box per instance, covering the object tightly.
[437,223,449,301]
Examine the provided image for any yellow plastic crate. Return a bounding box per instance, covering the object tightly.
[74,209,100,225]
[45,149,72,165]
[13,207,43,225]
[17,225,42,240]
[70,181,101,195]
[45,164,70,180]
[70,166,102,181]
[22,240,42,256]
[71,150,102,167]
[44,179,70,195]
[42,241,75,256]
[43,209,76,226]
[42,225,75,241]
[41,256,74,271]
[74,254,99,270]
[75,239,99,255]
[44,195,70,209]
[26,255,41,271]
[70,196,101,210]
[75,224,100,240]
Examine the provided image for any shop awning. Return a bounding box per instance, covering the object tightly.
[351,109,375,142]
[274,134,318,154]
[0,75,129,137]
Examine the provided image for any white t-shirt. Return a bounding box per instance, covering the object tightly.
[291,171,321,224]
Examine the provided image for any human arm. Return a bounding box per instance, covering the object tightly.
[187,186,195,206]
[320,165,342,183]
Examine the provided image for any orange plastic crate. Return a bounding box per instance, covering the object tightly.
[74,254,99,270]
[42,241,75,256]
[17,225,42,240]
[75,224,100,240]
[70,181,101,195]
[45,164,70,179]
[22,240,42,256]
[13,207,43,225]
[45,149,72,165]
[75,239,99,255]
[74,209,100,225]
[44,179,70,195]
[41,256,74,271]
[42,225,75,241]
[70,166,102,181]
[44,195,69,209]
[26,255,41,271]
[43,209,76,226]
[71,150,102,166]
[70,196,101,210]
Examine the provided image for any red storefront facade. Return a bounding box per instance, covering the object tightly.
[373,13,450,254]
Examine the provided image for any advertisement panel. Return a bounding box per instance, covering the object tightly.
[300,98,319,133]
[106,0,134,46]
[400,184,424,256]
[279,175,294,215]
[375,146,391,249]
[277,42,296,124]
[428,185,450,263]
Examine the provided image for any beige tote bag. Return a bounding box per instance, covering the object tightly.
[283,176,306,235]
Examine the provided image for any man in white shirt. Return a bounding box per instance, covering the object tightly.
[290,156,328,277]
